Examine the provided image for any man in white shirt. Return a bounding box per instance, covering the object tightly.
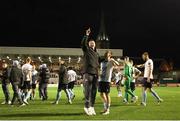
[31,63,38,100]
[114,68,123,97]
[137,52,163,106]
[129,60,141,102]
[67,67,77,100]
[98,50,119,115]
[21,57,32,105]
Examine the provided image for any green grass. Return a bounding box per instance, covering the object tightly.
[0,85,180,120]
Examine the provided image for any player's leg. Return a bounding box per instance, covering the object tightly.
[71,81,75,99]
[38,83,42,99]
[12,83,25,106]
[1,81,11,104]
[64,85,72,104]
[124,80,129,103]
[31,84,36,100]
[149,88,163,103]
[102,93,110,115]
[83,74,92,108]
[99,81,107,113]
[124,79,137,103]
[116,81,122,97]
[54,89,61,104]
[69,89,75,100]
[141,87,147,106]
[43,83,48,100]
[24,89,32,104]
[68,82,75,100]
[130,82,136,102]
[89,75,98,115]
[141,78,148,106]
[22,82,29,105]
[84,80,92,115]
[24,82,32,102]
[11,83,17,105]
[100,92,107,113]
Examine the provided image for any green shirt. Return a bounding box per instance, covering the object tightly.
[124,63,133,82]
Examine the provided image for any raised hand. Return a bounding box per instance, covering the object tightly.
[86,28,91,36]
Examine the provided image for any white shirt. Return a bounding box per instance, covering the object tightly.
[67,70,77,83]
[22,63,32,81]
[114,72,122,84]
[32,69,38,76]
[132,67,141,83]
[144,59,153,79]
[99,60,114,83]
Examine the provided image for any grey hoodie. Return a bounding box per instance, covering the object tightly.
[81,35,100,75]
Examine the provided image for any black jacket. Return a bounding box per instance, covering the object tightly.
[59,64,68,84]
[0,68,10,83]
[81,35,100,75]
[10,66,23,84]
[39,68,50,83]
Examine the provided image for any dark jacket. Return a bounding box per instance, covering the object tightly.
[0,67,10,83]
[39,68,50,83]
[10,66,23,84]
[58,64,68,84]
[81,35,100,75]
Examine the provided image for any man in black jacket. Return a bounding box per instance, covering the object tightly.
[81,28,100,116]
[39,64,50,101]
[52,60,71,104]
[10,60,26,107]
[0,62,11,105]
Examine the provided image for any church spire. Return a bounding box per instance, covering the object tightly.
[96,9,110,49]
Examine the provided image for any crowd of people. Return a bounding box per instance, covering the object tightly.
[81,28,163,116]
[0,28,163,116]
[0,57,77,107]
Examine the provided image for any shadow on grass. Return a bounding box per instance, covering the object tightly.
[0,112,84,118]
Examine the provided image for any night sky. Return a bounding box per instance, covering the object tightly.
[0,0,180,68]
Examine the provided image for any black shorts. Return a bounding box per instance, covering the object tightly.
[98,82,110,93]
[58,83,68,90]
[32,84,36,89]
[22,81,32,90]
[142,78,153,88]
[130,82,135,91]
[68,81,75,89]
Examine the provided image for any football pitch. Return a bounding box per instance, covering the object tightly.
[0,85,180,120]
